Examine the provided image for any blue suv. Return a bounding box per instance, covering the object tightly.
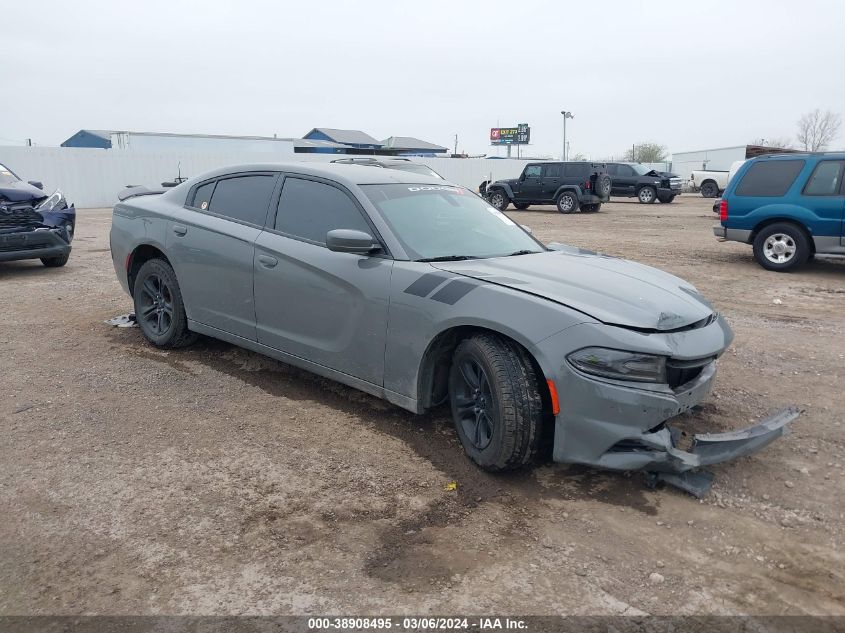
[713,153,844,271]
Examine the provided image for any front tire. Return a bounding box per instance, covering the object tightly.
[41,252,70,267]
[658,194,676,203]
[752,223,810,272]
[637,186,657,204]
[449,334,543,471]
[133,258,197,348]
[488,189,509,211]
[514,203,530,210]
[556,191,579,214]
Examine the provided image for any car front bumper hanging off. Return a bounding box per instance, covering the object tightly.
[648,406,800,497]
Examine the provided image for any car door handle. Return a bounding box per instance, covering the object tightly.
[258,255,278,268]
[172,225,187,236]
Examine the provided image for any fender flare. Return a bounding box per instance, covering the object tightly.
[488,183,515,199]
[553,185,582,200]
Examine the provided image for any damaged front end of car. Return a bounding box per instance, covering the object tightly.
[0,189,76,262]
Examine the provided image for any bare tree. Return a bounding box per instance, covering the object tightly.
[796,109,842,151]
[623,142,668,163]
[751,137,794,149]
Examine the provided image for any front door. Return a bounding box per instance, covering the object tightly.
[166,172,279,340]
[516,164,543,202]
[253,175,392,386]
[611,164,637,195]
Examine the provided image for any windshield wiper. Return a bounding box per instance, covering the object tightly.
[505,250,541,257]
[416,255,478,262]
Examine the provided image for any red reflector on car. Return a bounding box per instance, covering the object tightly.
[719,199,728,221]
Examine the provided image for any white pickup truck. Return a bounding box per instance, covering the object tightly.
[689,170,729,198]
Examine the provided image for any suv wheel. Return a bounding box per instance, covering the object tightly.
[700,181,719,198]
[581,203,601,212]
[596,174,612,198]
[556,191,579,214]
[488,189,509,211]
[449,333,543,471]
[752,223,810,272]
[514,203,530,210]
[133,258,197,348]
[637,186,657,204]
[658,194,676,203]
[41,252,70,267]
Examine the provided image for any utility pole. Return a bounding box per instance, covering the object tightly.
[454,134,458,155]
[561,111,574,161]
[632,143,636,162]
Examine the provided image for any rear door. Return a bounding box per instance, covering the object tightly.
[166,172,279,340]
[799,159,845,248]
[540,163,563,200]
[253,175,393,385]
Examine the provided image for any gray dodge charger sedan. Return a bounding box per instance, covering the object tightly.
[110,163,794,492]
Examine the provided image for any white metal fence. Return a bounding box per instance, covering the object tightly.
[0,146,537,208]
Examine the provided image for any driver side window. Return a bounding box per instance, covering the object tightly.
[524,165,542,178]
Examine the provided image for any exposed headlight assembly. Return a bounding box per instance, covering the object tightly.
[35,189,67,213]
[567,347,667,383]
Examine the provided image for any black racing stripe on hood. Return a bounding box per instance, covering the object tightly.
[404,273,450,297]
[430,279,480,305]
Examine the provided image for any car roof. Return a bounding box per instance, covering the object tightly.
[176,161,448,189]
[752,151,845,161]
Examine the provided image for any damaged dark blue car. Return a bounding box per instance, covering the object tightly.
[0,163,75,267]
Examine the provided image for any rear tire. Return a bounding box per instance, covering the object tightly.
[449,333,543,471]
[133,258,197,348]
[752,223,810,272]
[514,203,530,210]
[41,251,70,267]
[637,186,657,204]
[488,189,509,211]
[556,191,579,214]
[581,203,601,212]
[700,181,719,198]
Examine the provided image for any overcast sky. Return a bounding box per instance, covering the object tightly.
[3,0,844,158]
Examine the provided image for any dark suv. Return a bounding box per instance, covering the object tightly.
[485,162,611,213]
[605,163,682,203]
[0,163,75,267]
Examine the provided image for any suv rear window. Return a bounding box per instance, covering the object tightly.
[735,160,805,197]
[803,160,844,196]
[564,163,590,178]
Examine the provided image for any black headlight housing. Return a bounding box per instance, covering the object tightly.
[567,347,667,383]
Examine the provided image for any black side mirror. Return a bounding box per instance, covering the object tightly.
[28,180,43,190]
[326,229,379,255]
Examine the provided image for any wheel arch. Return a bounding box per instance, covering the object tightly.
[416,324,554,416]
[127,244,173,295]
[553,185,582,199]
[489,183,514,200]
[750,217,815,251]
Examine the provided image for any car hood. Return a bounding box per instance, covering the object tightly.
[431,247,714,331]
[493,178,518,187]
[0,180,48,203]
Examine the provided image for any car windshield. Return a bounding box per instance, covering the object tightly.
[387,163,444,179]
[631,164,652,176]
[361,184,545,260]
[0,164,21,185]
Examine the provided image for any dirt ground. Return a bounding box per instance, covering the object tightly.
[1,195,843,616]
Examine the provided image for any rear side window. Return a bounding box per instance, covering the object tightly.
[524,165,542,178]
[803,161,845,196]
[735,160,805,197]
[543,164,563,178]
[192,181,216,210]
[564,163,590,178]
[207,175,276,225]
[275,177,371,245]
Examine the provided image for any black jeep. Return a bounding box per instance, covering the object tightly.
[605,163,682,203]
[485,162,611,213]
